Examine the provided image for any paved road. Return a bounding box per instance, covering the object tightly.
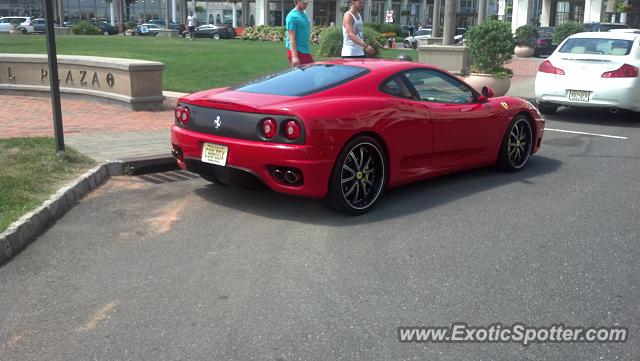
[1,109,639,360]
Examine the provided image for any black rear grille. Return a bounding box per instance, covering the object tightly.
[178,103,306,145]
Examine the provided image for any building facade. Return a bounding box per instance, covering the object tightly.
[1,0,638,29]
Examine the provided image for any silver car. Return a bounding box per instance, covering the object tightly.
[404,28,431,49]
[535,31,640,114]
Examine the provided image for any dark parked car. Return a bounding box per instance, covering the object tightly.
[533,26,557,56]
[583,22,629,32]
[193,24,234,39]
[95,20,118,35]
[32,18,45,33]
[62,18,118,35]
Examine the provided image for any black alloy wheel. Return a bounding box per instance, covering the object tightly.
[497,115,533,172]
[327,136,387,215]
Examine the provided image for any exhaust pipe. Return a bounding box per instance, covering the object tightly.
[272,169,285,182]
[284,170,300,184]
[609,107,619,114]
[171,146,183,161]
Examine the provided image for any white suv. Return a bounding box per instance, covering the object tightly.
[0,16,34,34]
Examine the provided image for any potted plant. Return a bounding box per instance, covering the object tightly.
[514,24,538,58]
[463,19,515,96]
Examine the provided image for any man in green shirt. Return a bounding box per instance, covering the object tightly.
[285,0,314,67]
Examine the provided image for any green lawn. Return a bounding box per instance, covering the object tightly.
[0,138,95,232]
[0,34,418,93]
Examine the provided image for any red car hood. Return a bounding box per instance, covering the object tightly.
[179,88,298,115]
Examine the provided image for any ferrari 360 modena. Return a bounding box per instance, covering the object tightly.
[171,59,544,214]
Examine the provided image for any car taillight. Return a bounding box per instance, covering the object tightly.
[601,63,639,78]
[538,60,565,75]
[261,118,277,138]
[174,106,190,124]
[284,120,301,140]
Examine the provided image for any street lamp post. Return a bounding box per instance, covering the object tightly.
[44,0,65,157]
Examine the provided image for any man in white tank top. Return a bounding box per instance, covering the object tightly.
[341,0,375,58]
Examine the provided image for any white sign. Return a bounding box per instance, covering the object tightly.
[385,10,394,23]
[498,0,506,16]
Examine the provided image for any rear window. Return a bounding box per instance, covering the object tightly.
[233,64,369,96]
[559,38,633,56]
[600,24,629,32]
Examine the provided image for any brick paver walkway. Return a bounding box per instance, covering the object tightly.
[0,94,177,161]
[0,95,173,139]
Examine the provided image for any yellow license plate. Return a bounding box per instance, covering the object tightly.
[201,143,228,166]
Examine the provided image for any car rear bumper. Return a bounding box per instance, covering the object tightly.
[535,72,640,112]
[171,125,337,198]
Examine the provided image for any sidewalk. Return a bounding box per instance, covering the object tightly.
[1,56,540,162]
[505,56,541,100]
[0,93,183,162]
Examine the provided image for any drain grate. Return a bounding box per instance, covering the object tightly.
[138,170,199,184]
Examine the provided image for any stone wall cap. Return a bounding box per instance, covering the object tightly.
[0,53,165,71]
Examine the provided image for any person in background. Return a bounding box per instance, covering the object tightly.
[285,0,313,67]
[187,12,196,41]
[341,0,375,58]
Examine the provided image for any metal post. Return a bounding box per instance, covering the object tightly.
[44,0,65,156]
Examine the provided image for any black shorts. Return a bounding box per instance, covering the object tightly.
[188,26,195,32]
[342,55,366,59]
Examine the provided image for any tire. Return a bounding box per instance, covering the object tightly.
[21,28,28,34]
[538,103,558,114]
[496,115,533,172]
[404,40,411,48]
[326,135,387,215]
[213,33,220,40]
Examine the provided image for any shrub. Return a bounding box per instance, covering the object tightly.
[554,22,583,44]
[318,26,383,57]
[365,22,401,36]
[242,25,324,44]
[241,25,286,41]
[514,24,538,46]
[310,26,323,44]
[465,19,514,77]
[71,20,101,35]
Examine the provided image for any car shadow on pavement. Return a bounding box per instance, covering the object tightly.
[193,155,562,226]
[552,107,640,127]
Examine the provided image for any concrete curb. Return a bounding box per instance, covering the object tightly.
[0,161,125,266]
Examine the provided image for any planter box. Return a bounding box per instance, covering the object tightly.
[417,44,470,74]
[54,27,71,35]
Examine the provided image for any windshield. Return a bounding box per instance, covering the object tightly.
[559,38,633,56]
[233,64,369,96]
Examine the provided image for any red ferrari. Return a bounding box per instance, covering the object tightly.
[171,59,544,214]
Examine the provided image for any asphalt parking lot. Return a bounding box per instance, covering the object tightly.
[1,110,639,360]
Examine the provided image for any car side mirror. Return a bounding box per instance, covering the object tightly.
[481,86,495,98]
